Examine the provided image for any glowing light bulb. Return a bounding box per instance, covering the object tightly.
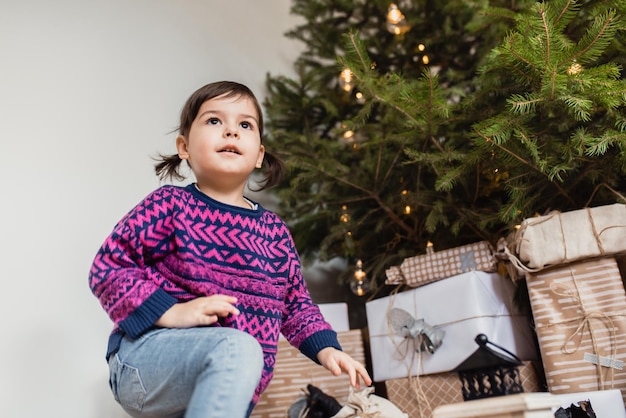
[413,44,429,65]
[339,68,354,92]
[350,259,372,296]
[426,241,434,255]
[387,3,403,24]
[567,61,583,75]
[340,205,351,223]
[386,3,410,35]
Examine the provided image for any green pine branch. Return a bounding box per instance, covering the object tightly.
[263,0,626,287]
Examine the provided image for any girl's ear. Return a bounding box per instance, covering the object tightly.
[176,135,190,160]
[256,145,265,168]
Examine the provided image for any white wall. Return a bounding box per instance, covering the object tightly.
[0,1,302,416]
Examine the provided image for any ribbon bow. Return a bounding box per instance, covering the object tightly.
[388,307,445,354]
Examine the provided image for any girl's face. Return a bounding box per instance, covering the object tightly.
[176,93,265,189]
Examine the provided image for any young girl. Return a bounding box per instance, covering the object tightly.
[89,81,371,418]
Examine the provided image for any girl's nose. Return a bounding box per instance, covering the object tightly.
[224,126,239,138]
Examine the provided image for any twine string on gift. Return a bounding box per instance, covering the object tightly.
[383,288,433,417]
[585,207,605,256]
[541,267,625,390]
[585,206,626,254]
[505,208,626,275]
[376,287,525,346]
[497,240,543,275]
[379,285,524,417]
[558,213,568,263]
[407,373,432,417]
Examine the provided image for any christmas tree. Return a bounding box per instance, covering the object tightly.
[262,0,626,290]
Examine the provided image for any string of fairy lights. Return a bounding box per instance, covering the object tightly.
[337,3,422,296]
[337,2,427,153]
[340,3,584,295]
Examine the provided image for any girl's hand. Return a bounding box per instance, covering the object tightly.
[155,295,240,328]
[317,347,373,389]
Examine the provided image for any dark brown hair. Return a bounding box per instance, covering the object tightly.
[154,81,284,190]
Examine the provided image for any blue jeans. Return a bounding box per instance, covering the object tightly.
[108,327,264,418]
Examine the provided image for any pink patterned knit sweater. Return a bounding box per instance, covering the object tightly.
[89,184,339,405]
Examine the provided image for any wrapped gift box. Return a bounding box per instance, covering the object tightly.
[385,361,542,418]
[554,389,626,418]
[526,257,626,405]
[432,393,561,418]
[318,302,350,332]
[367,271,538,382]
[385,241,497,287]
[251,329,365,418]
[507,203,626,271]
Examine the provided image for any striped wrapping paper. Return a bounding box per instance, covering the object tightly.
[251,329,366,418]
[527,257,626,405]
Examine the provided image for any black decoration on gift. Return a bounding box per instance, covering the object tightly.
[288,384,343,418]
[452,334,524,401]
[554,400,597,418]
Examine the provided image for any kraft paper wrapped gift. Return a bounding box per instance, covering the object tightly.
[526,257,626,405]
[503,203,626,272]
[367,271,538,382]
[251,329,366,418]
[385,361,542,418]
[385,241,497,287]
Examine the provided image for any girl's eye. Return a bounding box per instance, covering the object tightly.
[240,121,253,130]
[207,117,220,125]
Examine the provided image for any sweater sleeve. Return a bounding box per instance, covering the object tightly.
[88,187,179,338]
[279,232,342,362]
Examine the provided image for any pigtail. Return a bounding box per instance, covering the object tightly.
[154,153,187,182]
[251,150,285,191]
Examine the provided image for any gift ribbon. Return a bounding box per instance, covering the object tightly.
[375,286,521,353]
[387,307,445,354]
[378,285,523,418]
[502,207,626,274]
[535,265,626,390]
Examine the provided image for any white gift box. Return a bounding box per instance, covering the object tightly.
[554,389,626,418]
[366,271,538,382]
[318,302,350,332]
